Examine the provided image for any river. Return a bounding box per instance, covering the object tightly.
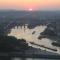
[11,58,59,60]
[8,25,60,54]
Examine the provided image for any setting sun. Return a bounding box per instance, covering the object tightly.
[28,8,33,11]
[0,0,60,10]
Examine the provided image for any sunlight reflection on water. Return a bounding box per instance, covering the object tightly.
[8,25,60,54]
[11,57,59,60]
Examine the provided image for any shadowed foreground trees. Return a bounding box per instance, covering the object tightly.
[0,36,29,52]
[0,23,29,60]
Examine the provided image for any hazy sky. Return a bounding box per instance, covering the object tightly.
[0,0,60,10]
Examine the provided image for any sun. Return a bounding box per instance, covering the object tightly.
[28,8,33,11]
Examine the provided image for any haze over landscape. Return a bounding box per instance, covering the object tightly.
[0,0,60,60]
[0,0,60,10]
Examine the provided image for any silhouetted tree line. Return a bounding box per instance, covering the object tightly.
[0,24,29,52]
[0,36,29,52]
[0,24,30,60]
[0,18,30,52]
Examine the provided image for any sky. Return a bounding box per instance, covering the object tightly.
[0,0,60,10]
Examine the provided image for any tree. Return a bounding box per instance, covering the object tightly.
[0,36,29,52]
